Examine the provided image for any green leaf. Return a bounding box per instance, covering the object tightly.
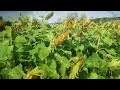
[103,37,113,46]
[29,48,38,55]
[83,67,88,73]
[33,31,40,37]
[28,36,36,42]
[55,53,68,64]
[35,43,45,49]
[117,39,120,45]
[48,60,59,79]
[5,26,12,37]
[106,49,116,55]
[99,50,107,57]
[39,64,48,78]
[1,68,11,79]
[89,42,96,48]
[6,46,13,55]
[0,45,8,58]
[8,64,24,79]
[0,30,6,37]
[94,62,99,68]
[38,46,51,60]
[60,56,69,78]
[15,35,27,44]
[46,31,54,41]
[86,53,100,68]
[0,58,6,68]
[54,53,62,62]
[17,47,24,52]
[93,34,99,39]
[22,45,32,51]
[89,72,99,79]
[78,44,84,51]
[15,35,27,48]
[2,40,9,46]
[99,59,108,76]
[60,63,66,78]
[61,49,72,56]
[99,29,106,35]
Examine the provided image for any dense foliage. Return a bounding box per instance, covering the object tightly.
[0,14,120,79]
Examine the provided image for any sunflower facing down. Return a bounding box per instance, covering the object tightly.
[52,18,77,46]
[83,19,90,28]
[65,18,77,30]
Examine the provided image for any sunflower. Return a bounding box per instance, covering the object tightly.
[65,18,77,30]
[83,19,90,28]
[53,30,71,46]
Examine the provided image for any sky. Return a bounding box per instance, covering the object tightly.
[0,11,120,23]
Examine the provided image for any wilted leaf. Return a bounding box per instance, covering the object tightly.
[24,66,44,79]
[69,59,84,79]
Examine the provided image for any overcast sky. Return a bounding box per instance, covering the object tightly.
[0,11,120,23]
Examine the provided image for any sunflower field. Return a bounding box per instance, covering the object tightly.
[0,13,120,79]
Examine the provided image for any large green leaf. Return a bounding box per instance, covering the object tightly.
[102,37,113,46]
[86,53,100,68]
[48,60,59,79]
[15,35,27,48]
[15,35,27,44]
[99,59,108,76]
[59,56,68,78]
[8,64,24,79]
[38,44,51,60]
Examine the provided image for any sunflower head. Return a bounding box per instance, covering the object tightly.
[65,18,77,30]
[83,19,90,27]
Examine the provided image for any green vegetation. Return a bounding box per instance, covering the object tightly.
[0,13,120,79]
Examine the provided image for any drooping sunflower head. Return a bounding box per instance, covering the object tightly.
[65,18,77,30]
[83,19,90,28]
